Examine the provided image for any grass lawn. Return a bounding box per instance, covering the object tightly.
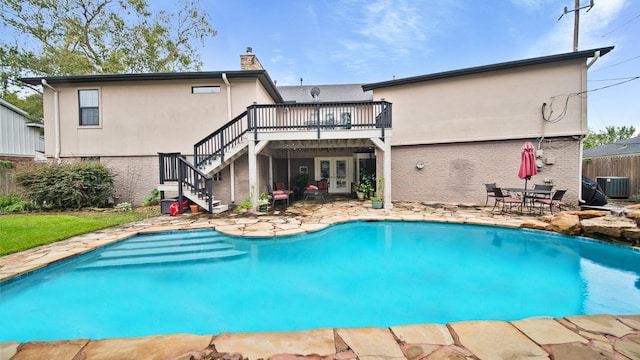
[0,210,159,256]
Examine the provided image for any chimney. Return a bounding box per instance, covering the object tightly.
[240,46,264,70]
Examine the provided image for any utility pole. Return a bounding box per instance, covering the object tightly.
[558,0,595,52]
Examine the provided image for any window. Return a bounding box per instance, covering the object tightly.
[192,86,220,94]
[78,89,99,126]
[212,172,222,182]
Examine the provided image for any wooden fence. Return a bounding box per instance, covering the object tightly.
[0,167,19,196]
[582,154,640,199]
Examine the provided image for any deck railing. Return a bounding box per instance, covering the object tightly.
[247,101,392,139]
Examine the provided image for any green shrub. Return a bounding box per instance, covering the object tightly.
[14,161,114,209]
[0,193,33,213]
[114,202,133,212]
[142,188,160,206]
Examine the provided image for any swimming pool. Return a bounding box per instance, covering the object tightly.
[1,221,639,342]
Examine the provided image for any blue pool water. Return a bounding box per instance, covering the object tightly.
[1,221,640,342]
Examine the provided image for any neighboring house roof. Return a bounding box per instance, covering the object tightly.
[0,98,28,117]
[0,99,44,158]
[278,84,373,103]
[19,70,283,103]
[583,135,640,157]
[362,46,614,91]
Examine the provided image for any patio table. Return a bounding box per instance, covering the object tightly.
[503,188,553,214]
[304,190,326,202]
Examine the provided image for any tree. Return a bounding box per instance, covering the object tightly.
[0,0,216,92]
[1,91,43,122]
[583,126,637,149]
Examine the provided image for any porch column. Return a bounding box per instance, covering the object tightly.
[268,155,273,191]
[383,136,392,209]
[248,140,258,209]
[230,161,235,203]
[370,136,393,210]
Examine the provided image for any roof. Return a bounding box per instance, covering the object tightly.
[19,70,284,103]
[0,98,28,117]
[583,135,640,157]
[362,46,614,91]
[277,84,372,102]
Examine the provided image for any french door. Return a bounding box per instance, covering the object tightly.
[315,157,352,193]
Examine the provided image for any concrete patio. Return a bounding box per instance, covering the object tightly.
[1,200,640,359]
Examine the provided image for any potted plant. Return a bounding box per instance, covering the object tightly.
[258,192,271,212]
[353,182,372,200]
[371,196,383,209]
[371,177,384,209]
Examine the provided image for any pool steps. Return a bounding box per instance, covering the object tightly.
[77,231,246,269]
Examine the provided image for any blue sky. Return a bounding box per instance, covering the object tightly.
[186,0,638,134]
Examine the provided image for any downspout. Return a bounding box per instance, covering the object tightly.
[222,73,232,121]
[578,134,587,204]
[41,79,60,163]
[222,73,235,203]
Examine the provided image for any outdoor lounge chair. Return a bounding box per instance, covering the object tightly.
[270,190,289,207]
[534,189,567,214]
[484,183,497,206]
[492,187,523,213]
[275,181,294,201]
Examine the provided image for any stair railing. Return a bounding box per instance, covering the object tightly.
[158,152,183,184]
[177,156,213,213]
[194,110,248,169]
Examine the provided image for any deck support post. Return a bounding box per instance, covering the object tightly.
[248,140,257,210]
[370,136,393,209]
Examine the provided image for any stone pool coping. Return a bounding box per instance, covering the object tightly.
[2,200,640,359]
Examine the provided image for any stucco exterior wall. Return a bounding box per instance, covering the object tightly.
[42,77,276,159]
[373,60,587,147]
[389,137,581,206]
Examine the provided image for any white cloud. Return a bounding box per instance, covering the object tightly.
[329,0,459,75]
[523,0,627,56]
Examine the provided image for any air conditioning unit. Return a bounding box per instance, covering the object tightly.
[596,176,630,199]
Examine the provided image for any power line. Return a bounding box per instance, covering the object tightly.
[590,55,640,72]
[602,13,640,37]
[589,76,639,82]
[584,76,640,93]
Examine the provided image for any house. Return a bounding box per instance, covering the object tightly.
[582,135,640,199]
[0,99,45,162]
[20,46,613,211]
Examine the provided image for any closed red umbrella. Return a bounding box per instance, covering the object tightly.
[518,142,537,189]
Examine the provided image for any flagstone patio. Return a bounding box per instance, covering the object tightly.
[1,200,639,359]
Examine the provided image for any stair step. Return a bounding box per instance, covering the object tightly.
[111,238,225,250]
[78,249,247,269]
[126,231,221,243]
[211,204,229,213]
[99,242,234,259]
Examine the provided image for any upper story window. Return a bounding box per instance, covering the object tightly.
[192,86,220,94]
[78,89,99,126]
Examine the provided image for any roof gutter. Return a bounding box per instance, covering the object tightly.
[41,79,60,163]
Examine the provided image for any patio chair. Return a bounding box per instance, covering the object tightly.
[531,184,553,199]
[275,181,294,201]
[492,187,523,213]
[270,190,289,207]
[534,189,567,214]
[484,183,497,206]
